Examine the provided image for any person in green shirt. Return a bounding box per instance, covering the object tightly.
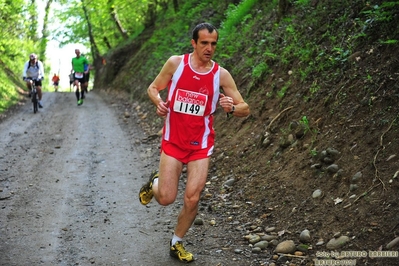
[71,49,90,105]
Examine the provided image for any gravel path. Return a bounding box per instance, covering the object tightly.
[0,91,188,266]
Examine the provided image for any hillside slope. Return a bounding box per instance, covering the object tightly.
[94,1,399,265]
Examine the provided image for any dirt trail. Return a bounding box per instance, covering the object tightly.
[0,91,192,266]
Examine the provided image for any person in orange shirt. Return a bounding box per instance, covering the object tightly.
[52,73,60,92]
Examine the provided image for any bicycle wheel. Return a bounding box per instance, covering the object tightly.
[32,91,38,113]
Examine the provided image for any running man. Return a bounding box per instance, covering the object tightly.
[51,73,60,92]
[139,22,250,262]
[71,49,90,105]
[82,60,90,94]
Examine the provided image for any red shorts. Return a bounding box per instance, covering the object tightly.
[161,139,213,164]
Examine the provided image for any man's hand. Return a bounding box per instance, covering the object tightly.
[219,93,235,113]
[156,100,170,117]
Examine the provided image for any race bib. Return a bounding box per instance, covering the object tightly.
[173,89,207,116]
[75,72,83,79]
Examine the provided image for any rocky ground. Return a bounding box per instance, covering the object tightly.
[1,87,398,266]
[107,87,399,266]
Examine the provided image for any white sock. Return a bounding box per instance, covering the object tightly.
[171,234,182,246]
[152,177,159,186]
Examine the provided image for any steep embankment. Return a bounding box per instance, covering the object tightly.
[94,1,399,265]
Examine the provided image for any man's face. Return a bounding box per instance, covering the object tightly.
[75,49,81,57]
[192,29,218,62]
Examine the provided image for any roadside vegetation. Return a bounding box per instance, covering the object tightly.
[2,0,398,114]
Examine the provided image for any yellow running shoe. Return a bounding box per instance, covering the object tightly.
[139,171,158,205]
[170,241,194,263]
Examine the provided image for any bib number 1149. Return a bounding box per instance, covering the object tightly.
[173,89,207,116]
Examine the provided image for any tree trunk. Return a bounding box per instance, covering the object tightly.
[39,0,53,64]
[144,1,156,27]
[277,0,290,23]
[81,0,101,62]
[28,0,39,41]
[172,0,179,12]
[109,3,129,40]
[103,36,112,50]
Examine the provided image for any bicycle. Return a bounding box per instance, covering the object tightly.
[27,78,39,113]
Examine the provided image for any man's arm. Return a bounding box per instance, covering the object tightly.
[147,55,182,116]
[219,67,250,117]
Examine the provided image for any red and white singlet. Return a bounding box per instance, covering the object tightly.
[163,53,220,151]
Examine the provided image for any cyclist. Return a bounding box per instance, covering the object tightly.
[23,53,45,108]
[71,49,90,105]
[51,73,60,92]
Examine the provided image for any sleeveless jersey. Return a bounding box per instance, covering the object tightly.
[163,53,220,150]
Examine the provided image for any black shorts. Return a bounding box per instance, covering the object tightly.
[73,73,85,84]
[28,78,42,87]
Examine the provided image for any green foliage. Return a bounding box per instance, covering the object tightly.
[0,70,20,113]
[2,0,399,123]
[354,1,399,43]
[309,81,320,96]
[277,82,290,99]
[252,62,270,79]
[133,0,242,83]
[361,2,399,22]
[53,0,150,54]
[299,116,310,134]
[310,148,318,157]
[0,0,43,114]
[0,0,27,56]
[219,0,258,43]
[26,2,39,41]
[293,0,311,6]
[217,0,264,60]
[379,39,398,44]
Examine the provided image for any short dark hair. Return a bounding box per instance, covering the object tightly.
[192,23,218,42]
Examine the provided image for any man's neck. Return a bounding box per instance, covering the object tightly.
[190,53,212,73]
